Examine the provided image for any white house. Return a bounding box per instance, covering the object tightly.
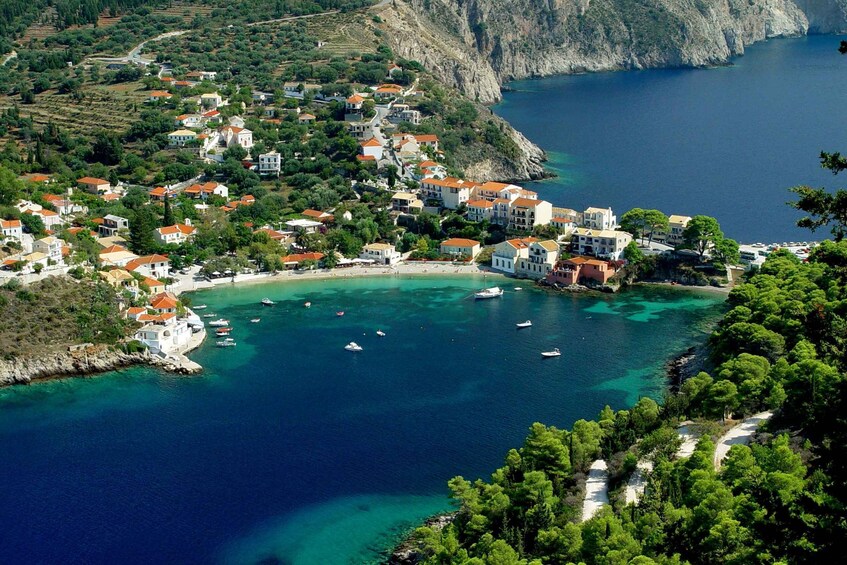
[583,207,617,230]
[99,215,129,237]
[284,219,322,233]
[175,114,203,128]
[665,215,692,246]
[126,254,171,280]
[1,219,23,240]
[168,129,198,147]
[200,92,223,110]
[571,228,633,260]
[440,238,480,259]
[258,152,281,176]
[359,138,384,160]
[491,237,536,274]
[27,208,64,230]
[33,236,64,265]
[154,223,196,246]
[515,240,559,280]
[421,177,477,209]
[359,243,401,266]
[221,126,253,149]
[135,318,192,355]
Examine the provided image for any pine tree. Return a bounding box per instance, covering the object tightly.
[162,194,174,227]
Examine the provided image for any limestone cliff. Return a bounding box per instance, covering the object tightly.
[376,0,847,103]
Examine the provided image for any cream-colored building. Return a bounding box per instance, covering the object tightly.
[440,238,480,259]
[571,228,632,260]
[508,198,553,231]
[391,192,423,214]
[359,243,401,266]
[491,237,537,274]
[515,240,559,280]
[583,207,617,230]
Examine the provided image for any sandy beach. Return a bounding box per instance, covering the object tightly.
[170,261,505,297]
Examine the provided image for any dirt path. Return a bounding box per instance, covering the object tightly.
[714,411,773,470]
[1,51,17,66]
[581,459,609,522]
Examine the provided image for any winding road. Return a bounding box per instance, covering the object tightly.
[581,459,610,522]
[714,411,773,470]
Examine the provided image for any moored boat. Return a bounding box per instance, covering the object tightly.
[208,319,230,327]
[516,320,532,328]
[304,302,311,308]
[376,330,386,337]
[475,287,504,299]
[202,313,215,318]
[215,328,232,337]
[541,348,561,358]
[514,287,523,291]
[261,298,275,306]
[216,339,236,348]
[336,311,344,317]
[250,318,261,323]
[194,304,208,310]
[345,341,363,352]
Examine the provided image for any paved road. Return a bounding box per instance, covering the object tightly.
[581,459,609,522]
[714,411,773,470]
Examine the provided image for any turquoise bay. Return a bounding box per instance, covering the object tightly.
[0,276,724,564]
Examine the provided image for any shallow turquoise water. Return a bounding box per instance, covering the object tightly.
[0,276,724,564]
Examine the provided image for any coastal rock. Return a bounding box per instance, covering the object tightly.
[387,513,457,565]
[0,344,189,387]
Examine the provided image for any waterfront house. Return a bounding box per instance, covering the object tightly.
[150,292,179,314]
[665,215,692,246]
[280,252,324,269]
[77,177,110,194]
[491,237,537,274]
[126,254,171,280]
[515,240,559,280]
[154,223,196,246]
[440,238,480,260]
[508,198,553,232]
[571,228,632,260]
[360,243,401,266]
[134,318,192,355]
[546,256,615,286]
[583,207,617,230]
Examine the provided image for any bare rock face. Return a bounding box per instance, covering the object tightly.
[383,0,847,97]
[0,344,153,386]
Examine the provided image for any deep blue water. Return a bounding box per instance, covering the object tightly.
[495,35,847,242]
[0,277,724,564]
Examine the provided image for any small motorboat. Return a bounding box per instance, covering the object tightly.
[475,287,504,299]
[304,302,311,308]
[541,348,561,358]
[216,339,236,348]
[516,320,532,328]
[376,330,386,337]
[514,287,523,291]
[208,319,230,327]
[345,341,363,352]
[202,313,215,318]
[215,328,232,336]
[250,318,261,323]
[336,311,345,317]
[261,298,275,306]
[194,304,208,310]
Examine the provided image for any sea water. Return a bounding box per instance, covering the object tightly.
[495,35,847,242]
[0,277,724,563]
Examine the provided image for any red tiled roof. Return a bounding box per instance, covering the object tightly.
[441,238,480,247]
[280,252,324,263]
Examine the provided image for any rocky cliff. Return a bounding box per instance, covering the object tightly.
[0,344,191,387]
[377,0,847,103]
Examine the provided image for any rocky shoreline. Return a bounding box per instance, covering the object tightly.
[386,513,457,565]
[0,343,200,388]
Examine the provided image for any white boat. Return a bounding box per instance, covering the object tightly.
[202,314,216,318]
[208,319,230,327]
[250,318,261,323]
[475,286,504,299]
[541,348,561,358]
[261,298,275,306]
[514,287,523,291]
[193,304,207,310]
[376,330,386,337]
[216,339,236,348]
[215,328,232,337]
[516,320,532,328]
[345,342,363,352]
[304,302,311,308]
